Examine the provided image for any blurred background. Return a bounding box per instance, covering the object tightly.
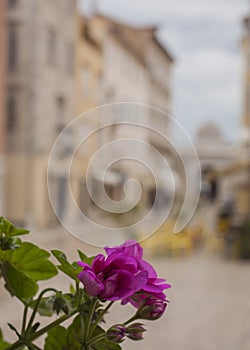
[0,0,250,349]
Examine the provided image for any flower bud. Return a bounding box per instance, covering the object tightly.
[126,323,146,341]
[106,324,126,343]
[136,298,167,320]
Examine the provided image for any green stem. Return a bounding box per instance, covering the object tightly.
[4,340,23,350]
[29,343,42,350]
[21,304,29,334]
[29,309,78,340]
[24,340,42,350]
[25,288,57,335]
[5,309,79,350]
[87,334,106,346]
[84,298,98,342]
[89,301,114,337]
[124,315,138,325]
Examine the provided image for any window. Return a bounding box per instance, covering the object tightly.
[47,29,57,65]
[8,23,18,72]
[56,96,65,132]
[8,0,18,7]
[7,90,18,133]
[81,66,91,99]
[66,43,74,75]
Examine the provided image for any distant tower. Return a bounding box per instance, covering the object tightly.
[241,10,250,147]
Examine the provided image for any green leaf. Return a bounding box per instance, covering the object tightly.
[93,339,122,350]
[0,217,29,237]
[52,250,81,281]
[0,328,10,349]
[44,326,68,350]
[3,242,57,281]
[1,261,38,299]
[78,250,95,266]
[92,325,106,338]
[44,326,81,350]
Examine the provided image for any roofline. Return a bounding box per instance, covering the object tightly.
[93,13,175,62]
[152,34,175,63]
[93,13,157,32]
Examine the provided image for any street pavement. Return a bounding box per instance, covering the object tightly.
[115,252,250,350]
[0,228,250,350]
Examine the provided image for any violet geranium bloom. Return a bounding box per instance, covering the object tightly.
[105,240,171,307]
[78,240,171,305]
[77,250,148,301]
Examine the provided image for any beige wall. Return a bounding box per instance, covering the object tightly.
[0,0,6,215]
[6,0,77,226]
[73,15,104,217]
[75,16,102,114]
[0,0,6,154]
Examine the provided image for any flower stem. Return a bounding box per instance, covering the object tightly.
[124,315,138,325]
[29,309,78,340]
[25,287,57,335]
[21,304,28,334]
[5,309,79,350]
[84,298,98,342]
[4,340,23,350]
[89,301,114,338]
[87,334,106,346]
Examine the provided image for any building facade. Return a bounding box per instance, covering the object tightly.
[0,0,6,215]
[5,0,76,227]
[241,14,250,149]
[77,15,175,213]
[73,14,103,218]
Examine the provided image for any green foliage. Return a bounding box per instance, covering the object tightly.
[52,292,75,316]
[0,217,147,350]
[29,296,55,317]
[93,339,122,350]
[77,250,95,266]
[0,217,28,251]
[1,242,57,281]
[0,217,29,238]
[0,242,57,301]
[52,250,81,281]
[44,326,81,350]
[1,261,38,300]
[0,329,10,349]
[0,218,57,301]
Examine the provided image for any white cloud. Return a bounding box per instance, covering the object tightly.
[80,0,249,142]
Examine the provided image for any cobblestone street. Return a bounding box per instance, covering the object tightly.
[1,229,250,349]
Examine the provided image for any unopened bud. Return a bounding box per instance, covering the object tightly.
[126,323,146,341]
[106,324,126,343]
[136,298,167,320]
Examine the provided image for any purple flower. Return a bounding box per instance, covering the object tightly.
[136,297,167,320]
[106,324,126,343]
[78,240,171,305]
[77,250,148,301]
[105,240,171,307]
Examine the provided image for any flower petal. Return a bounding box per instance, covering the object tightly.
[105,253,139,274]
[105,240,143,260]
[78,269,104,297]
[92,254,106,274]
[139,260,157,278]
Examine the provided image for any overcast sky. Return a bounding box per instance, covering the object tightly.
[80,0,249,143]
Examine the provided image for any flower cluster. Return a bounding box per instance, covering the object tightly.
[78,240,171,318]
[0,217,172,350]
